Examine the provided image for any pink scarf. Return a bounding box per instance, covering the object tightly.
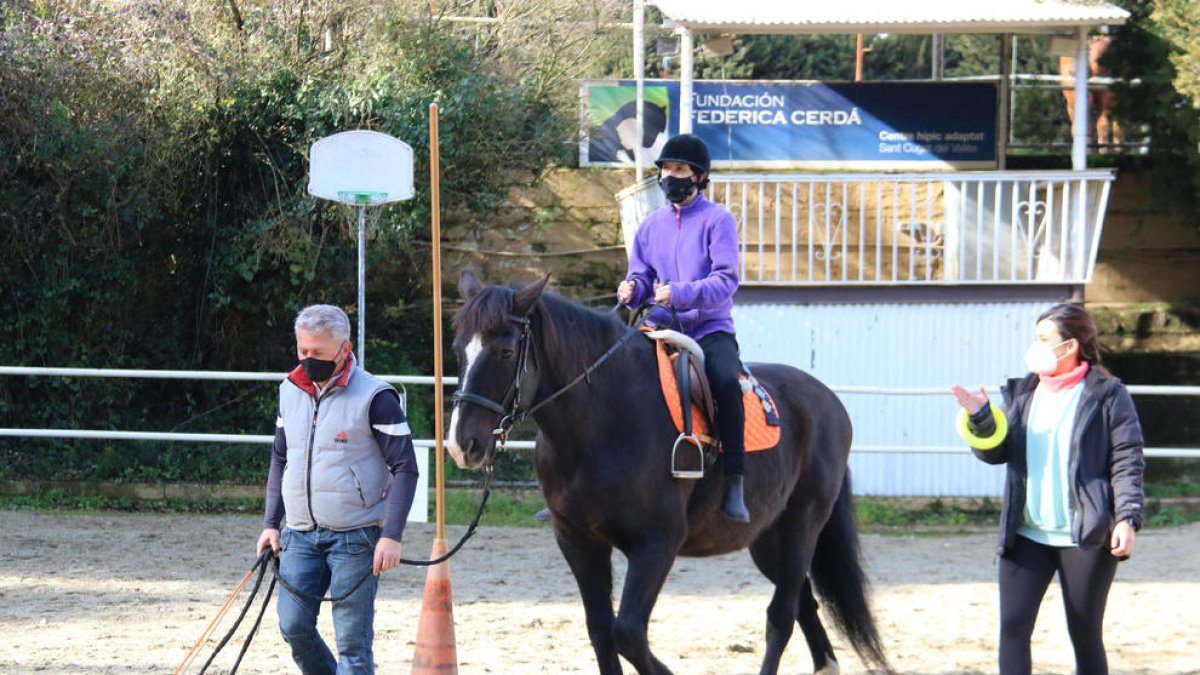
[1039,361,1089,392]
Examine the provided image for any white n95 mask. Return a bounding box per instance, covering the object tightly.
[1024,340,1070,375]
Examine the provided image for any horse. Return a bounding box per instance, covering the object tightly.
[446,270,890,675]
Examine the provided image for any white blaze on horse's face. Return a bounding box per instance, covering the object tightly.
[446,334,483,468]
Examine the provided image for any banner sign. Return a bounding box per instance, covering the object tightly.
[580,79,998,170]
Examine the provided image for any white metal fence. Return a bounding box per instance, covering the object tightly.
[1,366,1195,459]
[707,170,1115,286]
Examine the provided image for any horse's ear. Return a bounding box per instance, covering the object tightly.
[459,270,483,301]
[512,274,550,317]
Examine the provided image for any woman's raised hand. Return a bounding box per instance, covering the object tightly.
[951,384,989,415]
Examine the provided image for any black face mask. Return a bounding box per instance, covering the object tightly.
[300,348,343,383]
[659,175,697,204]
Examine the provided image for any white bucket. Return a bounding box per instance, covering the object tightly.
[615,177,664,259]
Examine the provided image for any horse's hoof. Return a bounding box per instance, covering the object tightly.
[814,662,840,675]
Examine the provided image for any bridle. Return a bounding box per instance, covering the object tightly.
[451,311,638,449]
[450,314,535,445]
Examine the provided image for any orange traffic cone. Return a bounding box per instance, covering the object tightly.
[411,538,458,674]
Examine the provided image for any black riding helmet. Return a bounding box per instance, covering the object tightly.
[655,133,710,190]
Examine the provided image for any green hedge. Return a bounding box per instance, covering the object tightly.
[0,1,574,483]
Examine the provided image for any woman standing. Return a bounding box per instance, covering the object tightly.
[951,303,1145,675]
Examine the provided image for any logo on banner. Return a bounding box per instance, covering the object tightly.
[586,85,670,166]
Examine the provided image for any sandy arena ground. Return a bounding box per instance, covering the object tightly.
[0,511,1197,674]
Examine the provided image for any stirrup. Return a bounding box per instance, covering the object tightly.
[671,433,704,479]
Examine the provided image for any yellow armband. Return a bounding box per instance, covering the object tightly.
[956,404,1008,450]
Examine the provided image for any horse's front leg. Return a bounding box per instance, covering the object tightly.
[555,529,622,674]
[612,540,679,675]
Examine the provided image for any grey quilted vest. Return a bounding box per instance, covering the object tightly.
[278,365,395,531]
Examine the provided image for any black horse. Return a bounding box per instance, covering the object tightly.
[447,271,889,675]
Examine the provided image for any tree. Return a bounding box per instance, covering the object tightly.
[0,0,587,482]
[1154,0,1200,114]
[1105,0,1200,217]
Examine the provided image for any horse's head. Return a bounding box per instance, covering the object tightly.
[446,270,550,470]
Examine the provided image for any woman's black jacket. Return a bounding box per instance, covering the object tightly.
[967,368,1145,557]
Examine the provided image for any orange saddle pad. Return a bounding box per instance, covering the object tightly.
[653,339,782,452]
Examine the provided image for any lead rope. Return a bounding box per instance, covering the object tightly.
[176,467,495,673]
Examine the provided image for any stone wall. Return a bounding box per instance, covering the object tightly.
[1088,172,1200,305]
[440,169,632,301]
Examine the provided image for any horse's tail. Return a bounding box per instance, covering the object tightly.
[810,470,891,672]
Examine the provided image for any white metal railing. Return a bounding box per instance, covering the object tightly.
[709,170,1115,286]
[1,366,1196,458]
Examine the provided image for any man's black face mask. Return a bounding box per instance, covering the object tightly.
[300,347,342,382]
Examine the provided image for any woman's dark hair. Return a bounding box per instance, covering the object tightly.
[1037,303,1110,375]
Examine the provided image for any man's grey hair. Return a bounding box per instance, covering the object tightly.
[295,304,351,344]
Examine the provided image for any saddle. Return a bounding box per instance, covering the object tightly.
[645,330,782,478]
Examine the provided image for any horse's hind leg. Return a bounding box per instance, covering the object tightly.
[798,579,839,674]
[556,531,622,674]
[748,527,805,675]
[750,521,837,675]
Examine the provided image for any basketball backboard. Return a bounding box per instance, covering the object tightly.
[308,130,415,204]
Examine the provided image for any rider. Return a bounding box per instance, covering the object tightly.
[616,133,750,523]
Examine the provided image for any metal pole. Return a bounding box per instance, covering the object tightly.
[931,33,943,80]
[634,0,644,181]
[1072,26,1089,170]
[998,34,1012,170]
[429,102,446,540]
[357,204,366,366]
[1010,36,1019,147]
[679,27,693,133]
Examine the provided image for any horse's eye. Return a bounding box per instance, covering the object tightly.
[500,348,515,359]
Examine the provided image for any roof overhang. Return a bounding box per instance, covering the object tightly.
[651,0,1130,35]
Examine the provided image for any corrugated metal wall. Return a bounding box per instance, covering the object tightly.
[733,300,1055,496]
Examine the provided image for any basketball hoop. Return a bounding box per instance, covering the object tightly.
[336,190,390,206]
[308,131,415,366]
[335,190,389,239]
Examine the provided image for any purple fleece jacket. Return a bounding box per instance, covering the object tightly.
[624,192,739,339]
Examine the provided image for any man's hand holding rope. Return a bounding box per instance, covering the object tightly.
[373,537,402,575]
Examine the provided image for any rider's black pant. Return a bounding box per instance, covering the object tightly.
[998,534,1118,675]
[699,331,745,475]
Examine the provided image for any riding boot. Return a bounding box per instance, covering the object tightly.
[722,474,750,522]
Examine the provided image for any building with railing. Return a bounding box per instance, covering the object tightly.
[611,1,1132,495]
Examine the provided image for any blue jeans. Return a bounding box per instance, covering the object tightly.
[278,525,381,675]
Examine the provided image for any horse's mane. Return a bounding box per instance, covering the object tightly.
[534,292,628,375]
[454,283,628,377]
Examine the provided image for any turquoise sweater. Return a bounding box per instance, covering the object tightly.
[1018,383,1085,546]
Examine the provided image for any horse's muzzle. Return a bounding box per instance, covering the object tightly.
[447,436,494,471]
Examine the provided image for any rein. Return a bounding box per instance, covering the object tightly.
[274,461,494,598]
